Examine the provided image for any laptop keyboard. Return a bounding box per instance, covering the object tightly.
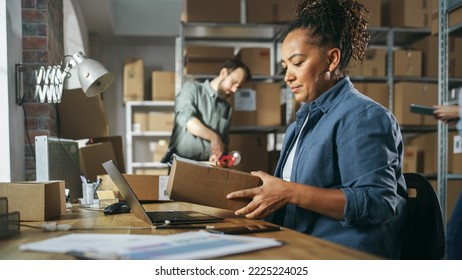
[147,211,205,223]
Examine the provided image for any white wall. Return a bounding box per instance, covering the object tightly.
[63,0,90,90]
[69,0,178,165]
[0,0,25,181]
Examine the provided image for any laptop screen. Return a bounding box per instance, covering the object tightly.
[102,160,154,225]
[102,160,223,226]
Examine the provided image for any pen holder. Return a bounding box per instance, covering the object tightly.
[81,182,98,206]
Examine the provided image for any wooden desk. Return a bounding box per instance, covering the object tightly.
[0,201,379,260]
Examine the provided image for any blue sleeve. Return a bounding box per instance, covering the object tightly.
[339,104,404,226]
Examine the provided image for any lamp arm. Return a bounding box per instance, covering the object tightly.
[33,61,74,103]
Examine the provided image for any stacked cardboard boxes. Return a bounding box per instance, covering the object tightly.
[123,58,144,102]
[246,0,296,23]
[152,71,176,101]
[230,82,282,127]
[237,48,271,76]
[181,0,241,23]
[393,82,438,126]
[185,46,235,75]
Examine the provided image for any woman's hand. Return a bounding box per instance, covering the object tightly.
[226,171,292,219]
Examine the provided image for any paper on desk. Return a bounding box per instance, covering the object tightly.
[19,231,282,260]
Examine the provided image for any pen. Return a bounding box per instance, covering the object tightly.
[153,225,216,230]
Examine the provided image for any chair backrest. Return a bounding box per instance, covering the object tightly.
[401,173,445,260]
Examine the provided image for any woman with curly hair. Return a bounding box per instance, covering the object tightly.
[227,0,407,259]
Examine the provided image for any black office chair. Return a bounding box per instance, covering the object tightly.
[401,173,445,260]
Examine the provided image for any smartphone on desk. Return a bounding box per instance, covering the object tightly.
[410,104,435,116]
[207,224,281,235]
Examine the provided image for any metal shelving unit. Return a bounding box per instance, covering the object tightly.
[175,21,287,94]
[125,101,174,174]
[174,1,462,195]
[438,0,462,226]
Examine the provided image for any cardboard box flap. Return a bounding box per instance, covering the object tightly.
[167,156,262,211]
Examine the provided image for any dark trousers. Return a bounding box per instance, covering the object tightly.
[448,192,462,259]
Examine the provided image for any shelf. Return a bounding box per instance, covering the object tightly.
[349,76,388,83]
[183,22,286,42]
[368,27,431,47]
[126,100,175,173]
[185,74,285,82]
[448,0,462,11]
[449,21,462,36]
[422,173,462,181]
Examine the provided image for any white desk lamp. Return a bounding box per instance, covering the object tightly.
[15,51,114,105]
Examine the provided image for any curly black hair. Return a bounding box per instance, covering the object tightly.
[284,0,370,72]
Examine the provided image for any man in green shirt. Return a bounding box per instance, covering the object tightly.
[162,58,251,163]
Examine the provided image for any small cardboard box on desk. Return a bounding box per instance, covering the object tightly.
[97,173,169,202]
[0,181,66,221]
[167,156,262,211]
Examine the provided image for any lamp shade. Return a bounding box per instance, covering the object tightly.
[72,52,114,97]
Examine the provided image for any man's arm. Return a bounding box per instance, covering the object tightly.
[186,117,224,159]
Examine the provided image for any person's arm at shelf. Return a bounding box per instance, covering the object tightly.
[433,105,460,124]
[186,117,225,160]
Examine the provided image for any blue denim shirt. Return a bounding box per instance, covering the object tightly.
[270,77,407,259]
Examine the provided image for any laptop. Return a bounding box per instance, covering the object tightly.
[102,160,223,226]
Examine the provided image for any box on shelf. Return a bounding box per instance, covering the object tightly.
[185,46,235,75]
[185,61,223,75]
[448,37,462,77]
[230,82,282,127]
[246,0,296,23]
[147,112,175,131]
[186,45,235,58]
[347,48,386,77]
[229,133,270,173]
[430,179,462,221]
[123,58,144,102]
[393,49,422,77]
[383,0,431,28]
[0,181,65,221]
[133,112,149,132]
[408,131,457,174]
[151,140,169,162]
[167,156,262,211]
[452,135,462,173]
[393,82,437,126]
[354,82,389,108]
[357,0,382,27]
[403,145,420,173]
[237,48,271,76]
[98,174,168,202]
[57,89,110,139]
[411,35,438,77]
[431,4,462,35]
[412,35,462,78]
[181,0,240,23]
[152,71,176,101]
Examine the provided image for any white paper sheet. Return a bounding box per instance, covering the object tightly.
[20,231,282,260]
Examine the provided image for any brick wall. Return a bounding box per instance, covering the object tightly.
[21,0,63,180]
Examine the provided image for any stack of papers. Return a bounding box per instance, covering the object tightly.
[19,231,282,259]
